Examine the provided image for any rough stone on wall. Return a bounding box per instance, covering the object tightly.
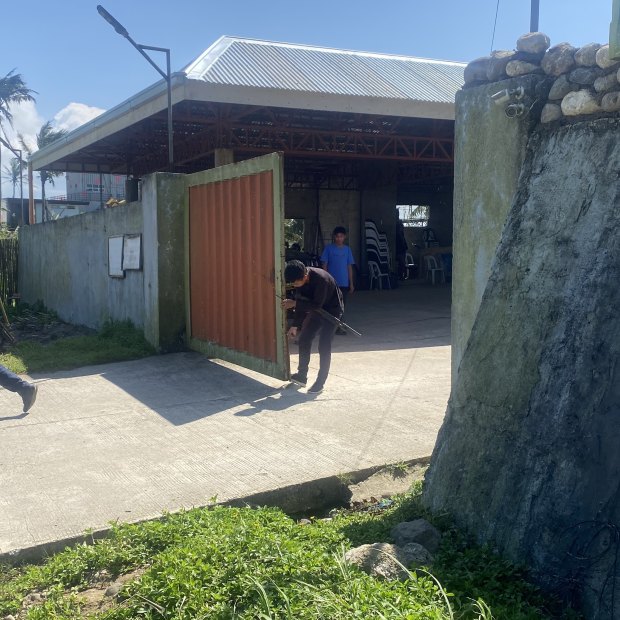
[541,43,577,76]
[506,60,541,77]
[568,67,603,85]
[594,71,620,93]
[464,56,491,84]
[574,42,602,66]
[540,103,562,123]
[516,32,550,55]
[424,117,620,619]
[596,44,620,69]
[487,50,516,81]
[463,33,620,126]
[548,74,579,99]
[561,89,601,115]
[601,91,620,112]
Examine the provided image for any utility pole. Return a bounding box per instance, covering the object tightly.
[611,0,620,59]
[530,0,540,31]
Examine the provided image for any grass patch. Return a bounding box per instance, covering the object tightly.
[0,487,580,619]
[0,319,155,374]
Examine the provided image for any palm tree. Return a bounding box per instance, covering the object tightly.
[0,70,36,126]
[0,70,36,205]
[20,121,67,222]
[1,157,25,198]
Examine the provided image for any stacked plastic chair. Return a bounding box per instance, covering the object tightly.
[365,220,391,289]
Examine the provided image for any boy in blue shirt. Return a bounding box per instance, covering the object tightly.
[321,226,355,333]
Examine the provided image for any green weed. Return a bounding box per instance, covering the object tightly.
[0,319,155,373]
[0,491,580,619]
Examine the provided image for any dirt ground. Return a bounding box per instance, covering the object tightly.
[0,305,94,351]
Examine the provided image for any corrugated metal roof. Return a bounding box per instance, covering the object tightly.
[184,37,464,104]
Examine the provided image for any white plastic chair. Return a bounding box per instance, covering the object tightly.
[404,252,416,280]
[424,255,445,285]
[368,260,391,290]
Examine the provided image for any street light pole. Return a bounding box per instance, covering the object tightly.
[0,136,25,226]
[96,5,174,172]
[530,0,540,32]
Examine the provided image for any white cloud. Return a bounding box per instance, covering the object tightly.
[1,100,44,154]
[53,102,105,133]
[1,101,106,200]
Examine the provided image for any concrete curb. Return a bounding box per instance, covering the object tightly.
[1,457,430,566]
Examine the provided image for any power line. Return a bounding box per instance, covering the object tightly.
[490,0,501,53]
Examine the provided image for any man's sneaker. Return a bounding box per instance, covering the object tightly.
[21,384,37,413]
[307,382,324,394]
[290,372,307,386]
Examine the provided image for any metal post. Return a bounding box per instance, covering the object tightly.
[530,0,540,32]
[166,49,173,172]
[28,161,34,224]
[97,6,173,171]
[18,150,24,227]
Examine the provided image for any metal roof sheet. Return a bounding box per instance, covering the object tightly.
[184,37,465,104]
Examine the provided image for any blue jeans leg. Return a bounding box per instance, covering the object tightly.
[0,364,31,396]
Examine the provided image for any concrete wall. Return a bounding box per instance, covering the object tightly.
[425,116,620,620]
[19,173,187,351]
[285,188,361,265]
[19,203,145,329]
[451,75,551,382]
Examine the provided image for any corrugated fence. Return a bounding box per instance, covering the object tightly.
[189,170,277,362]
[0,237,18,302]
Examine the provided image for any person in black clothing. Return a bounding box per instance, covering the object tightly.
[282,260,344,394]
[0,364,37,412]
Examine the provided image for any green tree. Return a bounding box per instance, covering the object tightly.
[0,69,36,126]
[0,69,36,205]
[1,157,25,198]
[20,122,67,222]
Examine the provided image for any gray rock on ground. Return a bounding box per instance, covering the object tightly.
[596,45,620,70]
[345,542,433,581]
[516,32,550,55]
[540,103,562,123]
[464,57,491,84]
[506,60,541,77]
[568,67,604,85]
[391,518,442,553]
[104,584,122,598]
[487,50,516,81]
[601,91,620,112]
[541,43,577,76]
[548,75,579,100]
[594,72,620,93]
[561,90,601,116]
[574,43,602,67]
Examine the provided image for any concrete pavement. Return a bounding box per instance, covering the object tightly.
[0,282,451,559]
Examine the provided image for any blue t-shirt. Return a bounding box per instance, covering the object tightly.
[320,243,355,287]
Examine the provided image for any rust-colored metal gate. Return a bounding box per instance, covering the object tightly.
[185,152,289,380]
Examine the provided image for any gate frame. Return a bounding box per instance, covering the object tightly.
[183,152,289,380]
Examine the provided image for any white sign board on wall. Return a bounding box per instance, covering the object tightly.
[108,236,124,278]
[122,234,142,270]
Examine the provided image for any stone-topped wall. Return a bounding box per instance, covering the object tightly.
[465,33,620,122]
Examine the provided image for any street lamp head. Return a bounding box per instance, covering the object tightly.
[97,5,129,38]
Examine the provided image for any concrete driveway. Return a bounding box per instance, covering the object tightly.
[0,282,451,558]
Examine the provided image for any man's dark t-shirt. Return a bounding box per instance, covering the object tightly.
[293,267,344,327]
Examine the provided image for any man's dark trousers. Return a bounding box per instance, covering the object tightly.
[297,311,338,386]
[0,364,31,396]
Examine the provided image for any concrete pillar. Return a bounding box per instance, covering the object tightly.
[142,172,186,350]
[451,74,551,385]
[214,148,234,167]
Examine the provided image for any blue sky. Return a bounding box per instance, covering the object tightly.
[0,0,614,196]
